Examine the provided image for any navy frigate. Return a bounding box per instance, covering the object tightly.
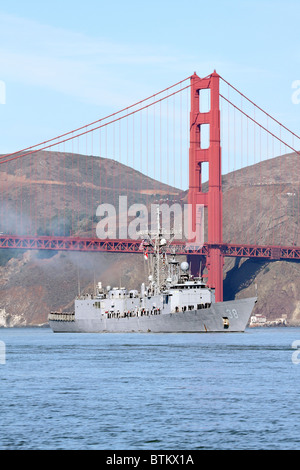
[49,210,256,333]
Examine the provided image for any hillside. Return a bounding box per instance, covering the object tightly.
[0,150,299,326]
[0,150,181,237]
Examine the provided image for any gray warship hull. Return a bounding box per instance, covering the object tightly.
[49,297,256,333]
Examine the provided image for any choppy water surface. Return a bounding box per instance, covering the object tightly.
[0,327,300,450]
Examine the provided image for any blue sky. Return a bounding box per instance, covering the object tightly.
[0,0,299,160]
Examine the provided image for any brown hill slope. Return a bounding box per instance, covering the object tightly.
[0,150,181,237]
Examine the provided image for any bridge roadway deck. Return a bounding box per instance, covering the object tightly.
[0,235,299,261]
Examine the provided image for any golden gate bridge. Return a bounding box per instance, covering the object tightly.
[0,71,299,302]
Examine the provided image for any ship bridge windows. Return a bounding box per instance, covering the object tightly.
[170,284,206,290]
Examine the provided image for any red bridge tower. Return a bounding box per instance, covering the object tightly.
[188,71,224,302]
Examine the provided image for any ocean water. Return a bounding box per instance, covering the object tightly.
[0,327,300,450]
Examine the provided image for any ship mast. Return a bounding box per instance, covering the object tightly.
[142,206,175,294]
[155,207,160,290]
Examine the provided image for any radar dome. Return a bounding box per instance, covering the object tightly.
[180,261,189,272]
